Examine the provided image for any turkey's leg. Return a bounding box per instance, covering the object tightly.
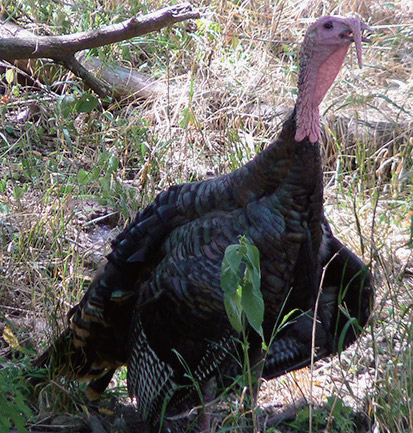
[197,376,217,433]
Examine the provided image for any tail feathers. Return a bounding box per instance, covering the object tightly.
[127,316,235,426]
[127,320,176,425]
[32,264,135,400]
[84,369,116,400]
[32,328,117,400]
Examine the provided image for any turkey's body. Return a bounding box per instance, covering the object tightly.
[34,15,373,432]
[68,111,323,424]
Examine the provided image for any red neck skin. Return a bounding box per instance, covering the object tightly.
[294,43,350,143]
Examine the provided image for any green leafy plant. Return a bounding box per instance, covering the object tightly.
[221,235,264,339]
[283,396,358,433]
[221,235,265,431]
[0,333,36,433]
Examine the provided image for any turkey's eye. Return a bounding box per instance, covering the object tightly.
[323,22,333,29]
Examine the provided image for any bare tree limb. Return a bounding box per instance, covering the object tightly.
[81,56,167,100]
[0,3,199,97]
[61,56,112,98]
[0,3,199,61]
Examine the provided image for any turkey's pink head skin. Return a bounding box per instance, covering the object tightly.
[295,16,371,143]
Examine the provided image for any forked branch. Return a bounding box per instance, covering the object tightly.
[0,3,200,96]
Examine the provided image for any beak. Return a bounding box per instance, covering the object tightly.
[340,21,373,43]
[361,22,373,43]
[341,18,373,68]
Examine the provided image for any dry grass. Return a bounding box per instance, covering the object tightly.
[0,0,412,432]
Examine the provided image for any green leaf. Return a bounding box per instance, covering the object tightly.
[224,291,243,333]
[238,238,264,334]
[100,174,111,192]
[338,317,359,353]
[141,142,147,157]
[278,308,299,330]
[5,68,14,85]
[14,391,33,418]
[243,242,261,294]
[221,244,242,295]
[64,126,74,151]
[222,236,265,337]
[0,396,12,429]
[13,184,25,200]
[107,155,119,173]
[243,239,260,272]
[180,107,190,128]
[122,45,132,61]
[76,92,98,113]
[231,36,239,49]
[0,392,28,433]
[11,396,29,433]
[77,169,93,185]
[241,279,264,335]
[180,107,197,129]
[58,94,76,118]
[5,125,16,135]
[12,85,20,96]
[189,74,195,101]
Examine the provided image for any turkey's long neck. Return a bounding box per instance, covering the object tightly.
[235,109,322,204]
[295,42,351,143]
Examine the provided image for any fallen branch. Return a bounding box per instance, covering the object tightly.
[0,3,199,60]
[0,3,199,96]
[81,56,167,100]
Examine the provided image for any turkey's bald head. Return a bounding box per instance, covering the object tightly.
[295,16,372,143]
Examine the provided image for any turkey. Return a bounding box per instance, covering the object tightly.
[34,16,373,432]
